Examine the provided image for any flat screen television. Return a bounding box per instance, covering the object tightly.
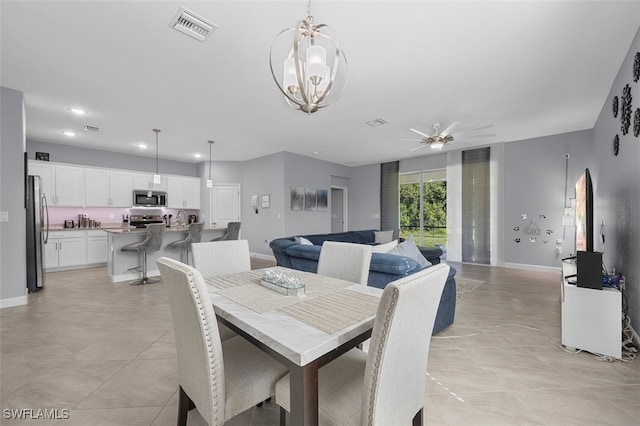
[575,168,594,252]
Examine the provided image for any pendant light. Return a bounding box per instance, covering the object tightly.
[206,140,214,188]
[269,0,347,114]
[152,129,162,185]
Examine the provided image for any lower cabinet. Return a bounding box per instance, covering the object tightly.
[87,231,108,264]
[44,230,107,271]
[44,231,86,270]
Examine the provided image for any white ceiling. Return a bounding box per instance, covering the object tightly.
[2,1,639,166]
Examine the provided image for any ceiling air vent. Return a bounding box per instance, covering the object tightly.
[169,7,217,42]
[83,125,100,132]
[365,118,388,127]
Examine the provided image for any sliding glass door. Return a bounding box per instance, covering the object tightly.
[399,169,447,250]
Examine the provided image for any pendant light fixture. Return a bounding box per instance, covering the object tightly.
[206,140,214,188]
[269,0,347,114]
[152,129,162,185]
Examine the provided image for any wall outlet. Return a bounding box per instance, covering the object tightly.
[109,213,115,219]
[555,247,562,254]
[556,238,563,244]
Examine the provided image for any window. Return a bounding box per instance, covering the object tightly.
[399,169,447,249]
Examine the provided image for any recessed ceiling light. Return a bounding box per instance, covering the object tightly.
[138,143,147,149]
[63,131,76,137]
[70,107,87,115]
[194,153,201,158]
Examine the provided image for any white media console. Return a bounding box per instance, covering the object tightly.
[561,260,621,359]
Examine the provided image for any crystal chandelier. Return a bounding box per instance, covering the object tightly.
[269,0,348,114]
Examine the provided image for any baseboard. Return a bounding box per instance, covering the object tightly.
[250,252,276,261]
[503,262,561,274]
[0,294,28,309]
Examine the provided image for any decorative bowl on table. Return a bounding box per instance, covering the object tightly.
[260,269,305,296]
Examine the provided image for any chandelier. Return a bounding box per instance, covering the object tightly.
[269,0,348,114]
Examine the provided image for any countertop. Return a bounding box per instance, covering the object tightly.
[49,224,226,234]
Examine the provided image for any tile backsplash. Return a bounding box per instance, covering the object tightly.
[47,207,199,227]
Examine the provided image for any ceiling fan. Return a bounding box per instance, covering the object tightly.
[403,122,495,151]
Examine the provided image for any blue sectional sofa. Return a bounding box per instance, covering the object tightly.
[269,229,456,334]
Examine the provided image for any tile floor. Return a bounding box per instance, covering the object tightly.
[1,260,638,425]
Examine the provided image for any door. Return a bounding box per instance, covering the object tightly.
[211,184,240,227]
[331,187,346,232]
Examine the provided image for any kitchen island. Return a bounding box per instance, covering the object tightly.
[104,226,227,282]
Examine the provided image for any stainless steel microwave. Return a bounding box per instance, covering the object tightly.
[133,190,167,207]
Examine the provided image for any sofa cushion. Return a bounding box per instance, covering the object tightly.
[369,253,420,275]
[286,244,322,261]
[371,239,398,253]
[389,235,432,269]
[374,230,394,244]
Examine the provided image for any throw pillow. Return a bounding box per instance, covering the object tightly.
[371,239,399,253]
[295,236,314,245]
[389,235,431,269]
[374,230,394,244]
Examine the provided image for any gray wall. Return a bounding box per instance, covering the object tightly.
[503,129,594,267]
[399,152,447,173]
[592,26,640,338]
[27,140,198,176]
[242,153,286,255]
[1,87,27,305]
[348,164,380,231]
[283,152,351,237]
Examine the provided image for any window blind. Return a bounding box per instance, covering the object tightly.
[462,147,490,264]
[380,161,399,233]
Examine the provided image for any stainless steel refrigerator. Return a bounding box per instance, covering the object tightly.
[26,175,49,292]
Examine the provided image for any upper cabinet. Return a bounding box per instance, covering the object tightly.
[133,173,168,192]
[167,176,201,209]
[85,168,133,207]
[29,161,84,207]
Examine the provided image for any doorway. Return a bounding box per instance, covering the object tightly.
[210,184,241,228]
[331,186,347,233]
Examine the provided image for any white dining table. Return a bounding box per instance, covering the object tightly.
[205,267,383,426]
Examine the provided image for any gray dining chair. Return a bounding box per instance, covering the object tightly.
[156,257,287,426]
[166,222,203,265]
[211,221,241,241]
[191,240,251,342]
[317,241,373,285]
[121,223,165,285]
[275,263,450,426]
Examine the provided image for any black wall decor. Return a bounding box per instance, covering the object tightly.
[621,84,632,135]
[634,52,640,83]
[613,134,620,156]
[613,96,619,117]
[634,108,640,137]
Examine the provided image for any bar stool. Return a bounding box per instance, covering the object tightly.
[121,223,165,285]
[166,222,203,265]
[211,221,241,241]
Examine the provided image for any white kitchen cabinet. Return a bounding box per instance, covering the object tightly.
[28,161,84,206]
[87,230,108,264]
[167,176,201,209]
[133,173,167,191]
[44,231,86,270]
[85,167,133,207]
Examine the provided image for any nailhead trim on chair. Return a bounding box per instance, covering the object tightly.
[367,288,398,425]
[187,269,221,424]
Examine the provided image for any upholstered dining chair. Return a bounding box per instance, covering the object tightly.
[211,221,241,241]
[275,263,450,426]
[317,241,373,285]
[191,240,251,342]
[156,257,288,426]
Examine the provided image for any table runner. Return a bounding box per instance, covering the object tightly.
[206,268,380,332]
[277,288,380,334]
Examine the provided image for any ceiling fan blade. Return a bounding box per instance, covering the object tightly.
[456,133,496,140]
[409,128,431,138]
[440,121,460,136]
[463,124,494,133]
[409,144,427,152]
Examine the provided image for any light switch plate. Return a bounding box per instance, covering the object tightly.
[0,211,8,222]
